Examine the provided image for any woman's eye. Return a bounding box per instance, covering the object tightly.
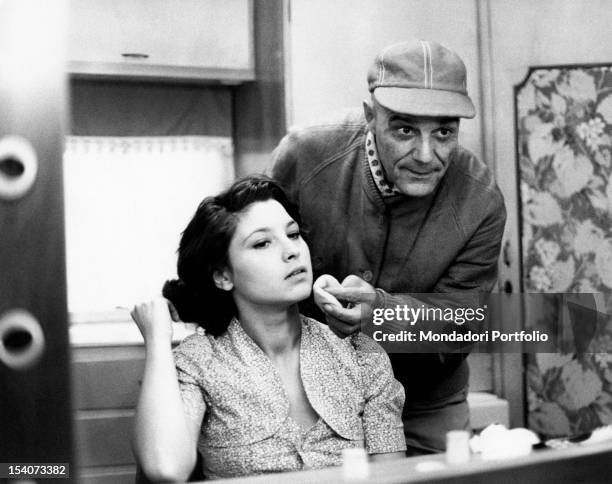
[288,231,301,239]
[253,240,271,249]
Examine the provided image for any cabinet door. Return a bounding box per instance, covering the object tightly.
[69,0,254,82]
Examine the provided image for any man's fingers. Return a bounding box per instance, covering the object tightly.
[313,284,343,308]
[314,274,342,291]
[324,286,359,303]
[325,286,374,304]
[322,303,363,324]
[341,274,367,287]
[325,314,360,338]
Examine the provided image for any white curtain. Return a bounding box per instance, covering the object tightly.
[63,136,234,318]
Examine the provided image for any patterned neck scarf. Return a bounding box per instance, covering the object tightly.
[365,130,402,197]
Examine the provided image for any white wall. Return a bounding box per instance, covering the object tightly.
[287,0,484,161]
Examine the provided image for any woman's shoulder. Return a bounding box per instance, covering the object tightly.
[300,314,348,347]
[299,315,400,410]
[301,314,384,348]
[174,326,213,352]
[173,327,217,377]
[300,315,388,363]
[350,332,388,357]
[349,333,395,379]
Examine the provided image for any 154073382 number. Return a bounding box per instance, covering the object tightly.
[1,463,70,478]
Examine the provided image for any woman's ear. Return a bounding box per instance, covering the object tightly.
[213,269,234,291]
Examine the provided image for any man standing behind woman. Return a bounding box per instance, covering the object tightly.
[272,39,506,454]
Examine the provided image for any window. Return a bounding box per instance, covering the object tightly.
[63,136,234,325]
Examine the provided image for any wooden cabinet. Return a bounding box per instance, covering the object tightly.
[68,0,254,83]
[72,345,145,484]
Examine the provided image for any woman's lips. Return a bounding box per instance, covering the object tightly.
[285,266,308,279]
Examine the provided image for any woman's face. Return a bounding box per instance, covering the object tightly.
[218,199,312,310]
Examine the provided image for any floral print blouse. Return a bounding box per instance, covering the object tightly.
[173,315,406,479]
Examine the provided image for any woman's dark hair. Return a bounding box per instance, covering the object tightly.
[162,175,302,336]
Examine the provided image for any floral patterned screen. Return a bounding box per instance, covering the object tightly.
[516,65,612,438]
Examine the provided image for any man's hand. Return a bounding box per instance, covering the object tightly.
[313,274,376,338]
[313,274,343,308]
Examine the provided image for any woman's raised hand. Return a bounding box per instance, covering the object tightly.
[131,297,174,344]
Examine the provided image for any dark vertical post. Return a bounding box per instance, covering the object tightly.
[233,0,287,176]
[0,1,73,479]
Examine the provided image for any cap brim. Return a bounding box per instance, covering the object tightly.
[373,88,476,119]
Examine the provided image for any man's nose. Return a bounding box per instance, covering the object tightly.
[414,137,434,164]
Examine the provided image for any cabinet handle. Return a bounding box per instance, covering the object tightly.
[121,53,149,60]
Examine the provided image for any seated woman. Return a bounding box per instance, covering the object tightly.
[131,175,406,482]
